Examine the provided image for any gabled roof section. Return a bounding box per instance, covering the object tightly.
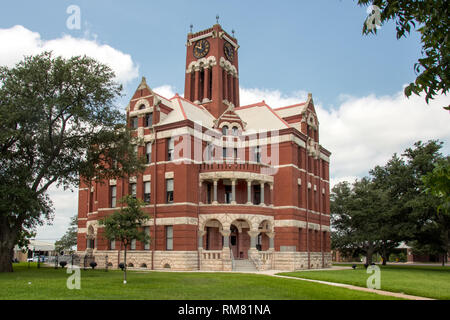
[214,103,247,130]
[156,94,216,128]
[235,101,291,131]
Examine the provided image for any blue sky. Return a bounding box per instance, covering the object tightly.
[1,0,422,107]
[1,1,448,241]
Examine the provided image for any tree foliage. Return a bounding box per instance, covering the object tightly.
[331,140,448,264]
[358,0,449,110]
[55,215,78,253]
[100,196,150,283]
[0,52,145,272]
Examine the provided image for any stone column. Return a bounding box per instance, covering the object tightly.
[229,73,234,104]
[223,70,228,102]
[198,230,206,250]
[266,232,275,251]
[247,180,252,205]
[269,183,274,207]
[231,179,237,205]
[194,66,201,104]
[248,231,259,250]
[202,67,210,103]
[260,182,265,206]
[220,230,231,248]
[198,180,203,205]
[213,179,218,205]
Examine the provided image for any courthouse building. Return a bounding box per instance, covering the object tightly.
[77,24,332,271]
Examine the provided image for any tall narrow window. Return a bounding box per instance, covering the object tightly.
[255,146,261,163]
[232,126,239,136]
[166,226,173,251]
[144,227,150,250]
[253,185,261,205]
[145,113,153,127]
[146,143,152,164]
[222,147,227,158]
[144,181,151,203]
[110,240,115,250]
[130,183,137,199]
[167,138,174,161]
[222,126,229,135]
[233,148,238,159]
[130,117,138,129]
[110,186,117,208]
[166,179,174,203]
[131,239,136,250]
[207,183,212,204]
[206,143,213,161]
[225,185,232,204]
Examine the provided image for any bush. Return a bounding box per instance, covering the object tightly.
[59,261,67,268]
[90,261,97,269]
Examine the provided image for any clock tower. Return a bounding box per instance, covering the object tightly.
[184,24,240,119]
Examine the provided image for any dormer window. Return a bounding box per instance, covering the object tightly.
[222,125,229,135]
[139,104,146,110]
[232,126,239,136]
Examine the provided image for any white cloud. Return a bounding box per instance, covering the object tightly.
[237,86,450,188]
[0,25,138,84]
[153,85,177,99]
[240,87,308,108]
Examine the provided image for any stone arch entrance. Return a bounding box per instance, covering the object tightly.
[229,219,252,259]
[202,219,223,250]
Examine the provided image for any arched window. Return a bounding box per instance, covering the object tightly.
[222,125,229,135]
[139,104,146,110]
[232,126,239,136]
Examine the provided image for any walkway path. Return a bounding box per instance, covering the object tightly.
[254,269,433,300]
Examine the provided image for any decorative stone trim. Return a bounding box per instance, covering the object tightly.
[219,57,238,77]
[199,213,274,232]
[109,179,117,186]
[142,217,198,226]
[165,172,174,179]
[200,171,274,184]
[143,175,151,182]
[186,56,217,73]
[129,176,137,183]
[187,31,214,46]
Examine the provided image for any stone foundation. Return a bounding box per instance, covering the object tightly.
[76,250,332,271]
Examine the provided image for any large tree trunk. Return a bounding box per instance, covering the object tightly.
[366,243,374,265]
[0,224,17,272]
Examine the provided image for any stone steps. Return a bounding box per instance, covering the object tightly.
[233,259,257,272]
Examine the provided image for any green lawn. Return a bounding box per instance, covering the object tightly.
[0,263,400,300]
[279,264,450,300]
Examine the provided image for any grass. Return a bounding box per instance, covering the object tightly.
[279,264,450,300]
[0,263,400,300]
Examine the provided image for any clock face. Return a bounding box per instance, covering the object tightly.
[224,41,234,62]
[193,39,210,59]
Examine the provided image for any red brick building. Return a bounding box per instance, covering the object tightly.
[76,24,332,271]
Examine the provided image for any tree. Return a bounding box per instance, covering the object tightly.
[0,52,145,272]
[358,0,449,110]
[55,215,78,254]
[421,157,450,265]
[100,196,150,284]
[331,178,391,264]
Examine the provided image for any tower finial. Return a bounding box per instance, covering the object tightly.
[216,15,220,24]
[232,29,235,37]
[189,24,193,34]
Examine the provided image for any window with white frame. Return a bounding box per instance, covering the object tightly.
[144,181,151,203]
[144,227,150,250]
[166,179,174,203]
[166,226,173,251]
[167,138,174,161]
[146,143,152,164]
[110,186,117,208]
